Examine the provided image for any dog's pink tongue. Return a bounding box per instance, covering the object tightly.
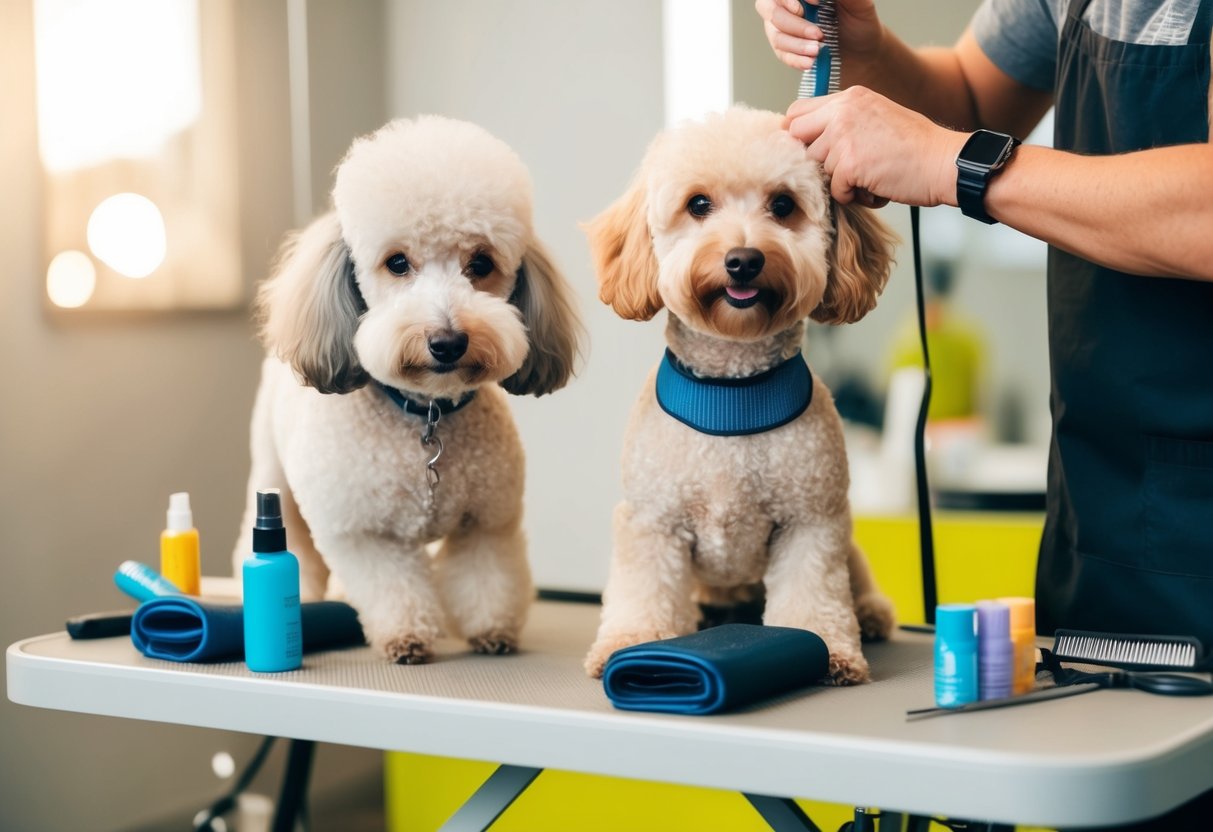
[726,286,759,301]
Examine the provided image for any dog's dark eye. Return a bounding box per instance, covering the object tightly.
[385,253,411,276]
[466,253,495,279]
[687,194,713,218]
[770,194,796,219]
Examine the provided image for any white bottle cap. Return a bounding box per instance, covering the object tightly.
[166,492,193,532]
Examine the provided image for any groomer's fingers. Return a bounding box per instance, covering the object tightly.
[757,0,817,28]
[782,53,817,71]
[784,95,831,126]
[771,3,822,39]
[819,143,858,204]
[758,0,827,69]
[771,5,819,41]
[757,0,823,40]
[771,38,819,68]
[855,190,890,209]
[775,50,815,72]
[788,90,883,204]
[771,29,821,58]
[788,86,969,207]
[786,105,834,149]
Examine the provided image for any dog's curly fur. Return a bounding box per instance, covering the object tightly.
[583,107,897,684]
[233,116,583,664]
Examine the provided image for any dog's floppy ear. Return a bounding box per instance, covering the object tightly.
[811,201,898,325]
[500,237,585,397]
[584,174,663,321]
[256,212,369,394]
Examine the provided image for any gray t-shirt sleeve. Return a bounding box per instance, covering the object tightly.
[970,0,1059,91]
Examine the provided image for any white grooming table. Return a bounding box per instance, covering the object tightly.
[8,599,1213,830]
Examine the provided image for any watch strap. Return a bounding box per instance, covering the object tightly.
[957,166,997,224]
[956,134,1020,225]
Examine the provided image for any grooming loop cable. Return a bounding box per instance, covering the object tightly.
[798,0,937,625]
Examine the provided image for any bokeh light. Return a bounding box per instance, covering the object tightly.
[87,193,167,278]
[46,250,97,308]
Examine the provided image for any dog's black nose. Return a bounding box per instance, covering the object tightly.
[427,331,469,364]
[724,247,765,283]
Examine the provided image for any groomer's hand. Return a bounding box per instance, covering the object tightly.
[785,87,967,207]
[755,0,883,71]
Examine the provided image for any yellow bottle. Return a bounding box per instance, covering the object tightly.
[998,596,1037,695]
[161,492,201,595]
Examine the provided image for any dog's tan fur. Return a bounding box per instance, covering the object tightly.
[583,107,897,683]
[234,117,582,663]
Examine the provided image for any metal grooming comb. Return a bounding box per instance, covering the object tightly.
[797,1,841,99]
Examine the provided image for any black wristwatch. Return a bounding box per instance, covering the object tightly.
[955,130,1020,225]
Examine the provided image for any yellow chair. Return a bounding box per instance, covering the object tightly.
[386,512,1047,832]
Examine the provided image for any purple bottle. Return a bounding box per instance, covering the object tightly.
[977,602,1014,701]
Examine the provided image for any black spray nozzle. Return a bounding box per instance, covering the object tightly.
[255,489,284,529]
[252,488,287,553]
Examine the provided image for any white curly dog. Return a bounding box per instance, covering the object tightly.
[234,116,582,664]
[584,107,896,684]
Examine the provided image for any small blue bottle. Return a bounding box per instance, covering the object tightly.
[935,604,978,708]
[114,560,181,602]
[243,489,302,672]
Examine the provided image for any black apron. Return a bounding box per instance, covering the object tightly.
[1036,0,1213,649]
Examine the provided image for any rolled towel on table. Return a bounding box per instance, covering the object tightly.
[131,597,364,663]
[602,624,830,715]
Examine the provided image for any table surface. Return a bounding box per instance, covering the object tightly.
[8,600,1213,828]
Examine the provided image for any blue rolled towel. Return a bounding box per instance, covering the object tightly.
[131,598,363,663]
[602,624,830,715]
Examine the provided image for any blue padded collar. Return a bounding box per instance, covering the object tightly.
[655,349,812,436]
[377,383,477,418]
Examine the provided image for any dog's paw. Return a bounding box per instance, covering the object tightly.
[826,651,871,686]
[468,631,518,656]
[378,635,434,665]
[584,631,673,678]
[854,592,896,642]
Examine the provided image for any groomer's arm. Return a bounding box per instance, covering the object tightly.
[984,143,1213,281]
[757,2,1051,135]
[785,89,1213,282]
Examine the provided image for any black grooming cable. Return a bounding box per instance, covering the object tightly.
[910,206,938,625]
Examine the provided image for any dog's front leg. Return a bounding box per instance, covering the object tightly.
[435,520,533,655]
[232,373,330,600]
[764,521,870,685]
[846,540,896,642]
[584,502,698,678]
[318,533,444,664]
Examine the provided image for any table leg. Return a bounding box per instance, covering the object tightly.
[437,764,543,832]
[742,793,824,832]
[272,738,315,832]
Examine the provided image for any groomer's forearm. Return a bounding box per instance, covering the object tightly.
[842,27,980,130]
[982,143,1213,281]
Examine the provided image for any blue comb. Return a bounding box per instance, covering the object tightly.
[798,1,841,98]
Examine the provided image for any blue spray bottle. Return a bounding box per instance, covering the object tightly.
[243,489,302,672]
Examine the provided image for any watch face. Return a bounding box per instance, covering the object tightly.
[961,131,1013,167]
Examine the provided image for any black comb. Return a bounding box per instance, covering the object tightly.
[1052,629,1207,672]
